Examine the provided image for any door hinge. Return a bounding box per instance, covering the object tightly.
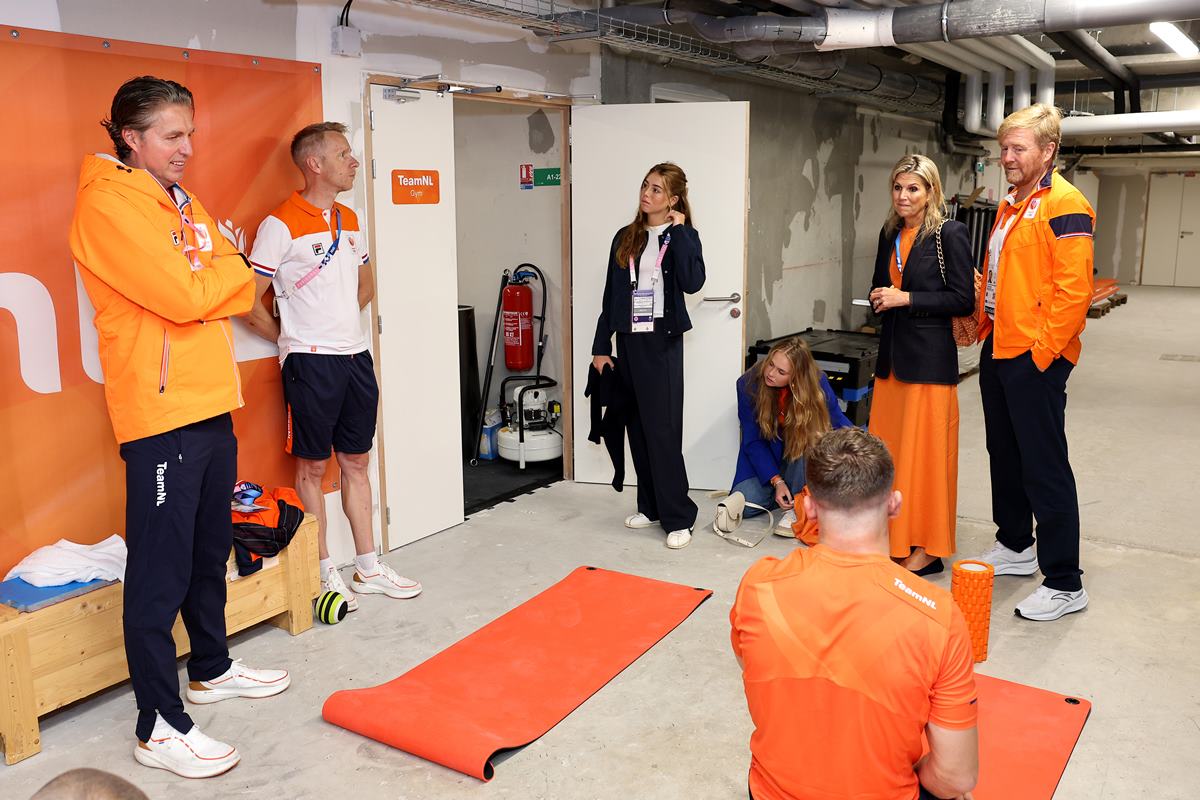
[371,158,376,179]
[386,506,391,525]
[377,315,383,335]
[369,109,375,131]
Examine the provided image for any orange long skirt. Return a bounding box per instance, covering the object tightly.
[868,376,959,559]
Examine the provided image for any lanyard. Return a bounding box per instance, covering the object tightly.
[893,235,905,276]
[169,185,204,271]
[285,209,342,297]
[629,231,671,289]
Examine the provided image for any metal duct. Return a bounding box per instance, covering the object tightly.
[732,45,943,104]
[1061,109,1200,137]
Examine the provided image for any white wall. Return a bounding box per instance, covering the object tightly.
[453,101,565,416]
[4,0,598,563]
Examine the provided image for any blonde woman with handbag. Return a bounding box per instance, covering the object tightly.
[868,155,976,575]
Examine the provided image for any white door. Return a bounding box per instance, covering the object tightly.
[1142,173,1182,286]
[369,84,464,548]
[570,102,749,491]
[1175,175,1200,288]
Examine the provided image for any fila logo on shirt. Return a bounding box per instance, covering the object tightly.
[156,462,168,507]
[312,242,325,256]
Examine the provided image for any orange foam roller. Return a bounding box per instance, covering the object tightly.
[952,560,994,662]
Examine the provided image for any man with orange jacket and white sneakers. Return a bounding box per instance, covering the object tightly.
[69,76,289,779]
[972,104,1095,622]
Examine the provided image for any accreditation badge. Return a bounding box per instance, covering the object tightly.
[630,288,655,333]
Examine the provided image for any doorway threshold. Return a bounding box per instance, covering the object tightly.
[463,457,563,516]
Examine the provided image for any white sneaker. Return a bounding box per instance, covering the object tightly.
[134,714,239,779]
[322,565,359,612]
[975,541,1039,576]
[186,659,290,704]
[774,509,798,536]
[625,512,657,529]
[352,561,422,599]
[665,528,692,549]
[1015,585,1089,621]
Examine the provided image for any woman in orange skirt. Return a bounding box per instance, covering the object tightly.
[868,155,975,575]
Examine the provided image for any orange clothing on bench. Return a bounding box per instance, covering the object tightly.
[730,545,978,800]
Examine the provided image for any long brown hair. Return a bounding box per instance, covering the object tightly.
[746,337,833,462]
[616,162,694,268]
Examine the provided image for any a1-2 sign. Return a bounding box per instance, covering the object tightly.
[392,170,440,204]
[534,168,560,187]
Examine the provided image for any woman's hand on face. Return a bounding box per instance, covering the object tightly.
[667,209,686,228]
[592,355,615,373]
[774,481,794,510]
[870,286,911,313]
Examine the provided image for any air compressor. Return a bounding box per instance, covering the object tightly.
[470,264,562,469]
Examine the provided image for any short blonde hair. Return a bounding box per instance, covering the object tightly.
[885,153,946,243]
[998,103,1062,156]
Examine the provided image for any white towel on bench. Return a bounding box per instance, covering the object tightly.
[4,535,127,587]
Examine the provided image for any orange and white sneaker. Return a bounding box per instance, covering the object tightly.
[186,659,290,704]
[134,714,240,778]
[352,561,422,599]
[323,564,359,612]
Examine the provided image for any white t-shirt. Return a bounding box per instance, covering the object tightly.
[636,222,671,318]
[250,192,370,361]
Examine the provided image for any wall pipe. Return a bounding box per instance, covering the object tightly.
[1061,109,1200,137]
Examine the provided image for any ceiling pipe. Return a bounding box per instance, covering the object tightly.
[1061,142,1200,155]
[899,42,992,135]
[1056,72,1200,93]
[985,34,1056,106]
[1061,109,1200,137]
[732,44,944,104]
[1049,30,1139,112]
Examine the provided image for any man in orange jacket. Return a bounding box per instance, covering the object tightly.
[972,104,1094,622]
[70,76,289,779]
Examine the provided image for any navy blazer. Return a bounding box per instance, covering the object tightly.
[870,220,975,385]
[732,369,852,488]
[591,223,706,356]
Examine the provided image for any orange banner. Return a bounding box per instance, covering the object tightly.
[392,170,441,204]
[0,28,323,577]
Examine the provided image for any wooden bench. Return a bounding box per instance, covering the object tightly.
[0,515,319,765]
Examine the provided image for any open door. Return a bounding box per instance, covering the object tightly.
[369,83,464,548]
[570,102,749,491]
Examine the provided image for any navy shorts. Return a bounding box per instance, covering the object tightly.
[282,351,379,460]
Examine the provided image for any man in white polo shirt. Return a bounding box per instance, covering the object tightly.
[245,122,421,610]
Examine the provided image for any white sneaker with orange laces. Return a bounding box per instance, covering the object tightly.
[185,659,290,704]
[134,714,240,779]
[352,560,423,599]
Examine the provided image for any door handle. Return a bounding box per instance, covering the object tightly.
[1181,231,1194,237]
[703,292,741,303]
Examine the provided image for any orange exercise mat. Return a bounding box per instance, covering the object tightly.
[322,566,712,780]
[972,674,1092,799]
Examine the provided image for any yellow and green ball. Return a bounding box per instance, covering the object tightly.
[316,591,348,624]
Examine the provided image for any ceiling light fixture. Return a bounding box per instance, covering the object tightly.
[1150,21,1199,58]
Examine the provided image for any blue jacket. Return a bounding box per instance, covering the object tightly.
[592,223,706,355]
[732,369,853,488]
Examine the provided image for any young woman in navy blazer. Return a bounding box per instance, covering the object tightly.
[868,154,975,575]
[592,163,706,549]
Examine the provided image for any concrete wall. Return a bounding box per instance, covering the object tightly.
[453,101,565,409]
[1092,173,1147,283]
[602,52,980,345]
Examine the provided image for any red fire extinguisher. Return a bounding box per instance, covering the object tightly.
[502,280,534,370]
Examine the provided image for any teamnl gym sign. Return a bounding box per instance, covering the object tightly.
[392,170,440,204]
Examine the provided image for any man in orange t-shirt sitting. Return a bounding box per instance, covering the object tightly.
[731,428,979,800]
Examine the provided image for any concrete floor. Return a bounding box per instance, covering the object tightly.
[6,286,1199,799]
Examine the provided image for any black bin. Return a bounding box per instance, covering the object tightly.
[458,305,480,457]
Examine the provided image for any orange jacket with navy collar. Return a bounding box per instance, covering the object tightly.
[69,154,255,444]
[975,169,1095,371]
